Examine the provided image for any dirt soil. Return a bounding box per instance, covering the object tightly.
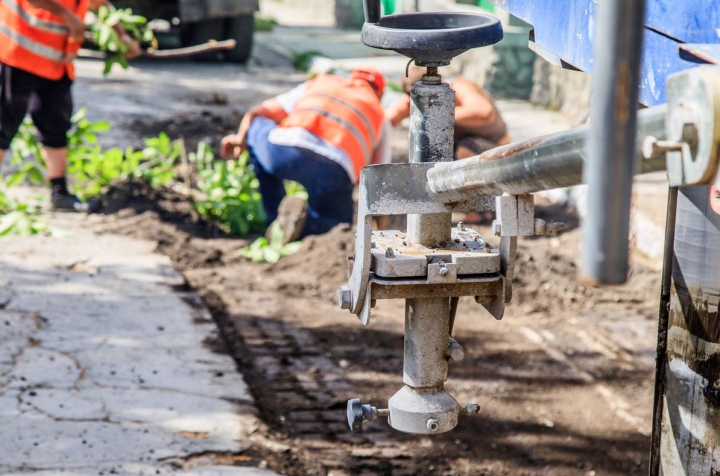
[128,109,245,152]
[98,183,661,476]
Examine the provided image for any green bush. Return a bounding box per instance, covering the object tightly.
[192,144,266,236]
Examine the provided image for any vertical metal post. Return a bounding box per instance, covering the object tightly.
[404,298,450,387]
[407,70,455,247]
[648,187,678,476]
[580,0,646,285]
[388,68,459,435]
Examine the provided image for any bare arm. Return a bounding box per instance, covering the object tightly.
[452,77,496,129]
[385,95,411,127]
[221,98,288,159]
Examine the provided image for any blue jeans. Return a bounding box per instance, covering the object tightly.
[247,117,354,237]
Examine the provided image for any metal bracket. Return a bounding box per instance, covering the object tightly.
[665,66,720,187]
[344,163,495,324]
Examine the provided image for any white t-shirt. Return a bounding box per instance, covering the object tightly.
[268,82,392,183]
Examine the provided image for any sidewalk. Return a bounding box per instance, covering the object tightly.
[0,212,280,475]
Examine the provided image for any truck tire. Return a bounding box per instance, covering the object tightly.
[182,19,225,62]
[224,13,254,64]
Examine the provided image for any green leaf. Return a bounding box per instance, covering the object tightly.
[27,166,44,185]
[5,172,25,188]
[282,241,303,256]
[262,247,281,264]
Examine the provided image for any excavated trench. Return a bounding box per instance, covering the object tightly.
[98,181,661,476]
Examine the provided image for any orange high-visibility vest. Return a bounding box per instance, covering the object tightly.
[0,0,89,80]
[278,74,385,181]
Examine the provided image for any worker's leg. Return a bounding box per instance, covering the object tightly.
[254,146,352,236]
[29,74,92,211]
[246,116,288,222]
[300,160,353,236]
[29,75,72,183]
[0,63,37,170]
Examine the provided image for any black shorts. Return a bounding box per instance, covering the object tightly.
[0,62,73,150]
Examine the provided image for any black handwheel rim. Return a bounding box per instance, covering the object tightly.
[362,12,503,63]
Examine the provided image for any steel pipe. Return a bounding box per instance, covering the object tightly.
[426,105,667,202]
[581,0,647,285]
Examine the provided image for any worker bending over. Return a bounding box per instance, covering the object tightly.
[0,0,139,211]
[386,65,510,160]
[222,68,391,243]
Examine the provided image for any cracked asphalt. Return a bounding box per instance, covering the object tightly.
[0,213,280,475]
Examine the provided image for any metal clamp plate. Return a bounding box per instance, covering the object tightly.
[370,228,500,279]
[345,163,495,324]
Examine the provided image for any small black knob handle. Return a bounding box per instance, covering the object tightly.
[363,0,381,23]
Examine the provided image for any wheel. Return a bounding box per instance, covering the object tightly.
[224,13,255,64]
[181,18,225,62]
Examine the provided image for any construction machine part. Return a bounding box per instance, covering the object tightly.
[342,0,506,437]
[362,12,503,65]
[580,0,646,285]
[656,186,720,475]
[665,66,720,188]
[426,105,667,203]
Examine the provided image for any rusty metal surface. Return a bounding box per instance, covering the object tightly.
[660,186,720,474]
[649,187,678,476]
[679,44,720,65]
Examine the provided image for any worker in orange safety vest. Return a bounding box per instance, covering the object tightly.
[221,68,391,243]
[0,0,139,211]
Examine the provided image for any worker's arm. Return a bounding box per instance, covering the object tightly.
[26,0,85,42]
[87,0,141,58]
[370,120,393,165]
[452,77,496,129]
[221,98,289,159]
[385,95,411,127]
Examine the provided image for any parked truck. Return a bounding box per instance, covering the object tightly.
[113,0,259,63]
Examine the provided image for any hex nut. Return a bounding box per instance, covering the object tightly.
[462,402,480,415]
[448,345,464,362]
[338,285,352,310]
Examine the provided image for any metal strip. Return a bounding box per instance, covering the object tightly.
[4,0,69,35]
[0,23,65,62]
[305,93,378,147]
[295,107,373,162]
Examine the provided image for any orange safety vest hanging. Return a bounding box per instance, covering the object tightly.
[0,0,89,80]
[278,74,385,182]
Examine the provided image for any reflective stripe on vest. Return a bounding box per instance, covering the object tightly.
[305,93,378,148]
[295,106,373,163]
[3,0,68,35]
[0,0,88,80]
[277,75,384,182]
[0,23,65,62]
